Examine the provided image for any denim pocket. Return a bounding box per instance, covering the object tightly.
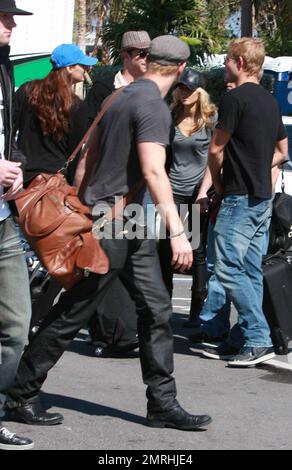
[221,200,237,208]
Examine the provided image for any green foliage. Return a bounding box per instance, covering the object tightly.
[254,0,292,56]
[102,0,230,64]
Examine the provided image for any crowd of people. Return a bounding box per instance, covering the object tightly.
[0,0,289,451]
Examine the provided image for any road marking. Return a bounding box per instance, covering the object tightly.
[263,356,292,371]
[172,297,191,301]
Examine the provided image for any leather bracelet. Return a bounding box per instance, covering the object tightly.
[169,229,185,239]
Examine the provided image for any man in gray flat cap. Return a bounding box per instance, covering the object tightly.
[7,35,212,432]
[85,30,151,124]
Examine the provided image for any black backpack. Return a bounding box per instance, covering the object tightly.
[268,169,292,254]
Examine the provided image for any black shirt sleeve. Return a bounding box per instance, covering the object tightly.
[66,99,89,184]
[85,77,115,125]
[216,92,242,135]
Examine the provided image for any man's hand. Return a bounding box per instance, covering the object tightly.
[170,234,193,272]
[0,161,24,201]
[0,160,22,187]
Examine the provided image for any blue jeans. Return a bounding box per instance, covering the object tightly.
[212,195,272,348]
[199,222,233,338]
[199,196,273,347]
[0,216,31,418]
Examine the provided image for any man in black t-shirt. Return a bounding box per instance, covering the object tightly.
[7,36,212,432]
[206,37,288,367]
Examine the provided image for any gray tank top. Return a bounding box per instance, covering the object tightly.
[168,125,212,196]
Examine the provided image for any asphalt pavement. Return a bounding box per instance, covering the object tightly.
[4,275,292,451]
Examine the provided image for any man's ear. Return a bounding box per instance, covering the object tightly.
[176,62,186,81]
[120,50,128,61]
[179,62,186,74]
[238,56,245,71]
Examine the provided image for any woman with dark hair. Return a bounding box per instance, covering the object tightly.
[14,44,97,334]
[159,69,217,326]
[14,43,96,186]
[14,44,139,357]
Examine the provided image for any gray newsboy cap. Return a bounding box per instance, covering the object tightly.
[149,35,190,65]
[121,31,151,50]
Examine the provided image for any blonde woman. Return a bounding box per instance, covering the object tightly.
[159,69,217,326]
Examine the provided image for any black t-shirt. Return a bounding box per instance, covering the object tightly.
[84,79,173,210]
[14,84,88,184]
[216,82,287,198]
[84,73,116,125]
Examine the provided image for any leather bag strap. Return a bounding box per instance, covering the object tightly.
[59,87,125,173]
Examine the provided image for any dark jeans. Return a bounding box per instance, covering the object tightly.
[159,192,209,300]
[8,223,177,413]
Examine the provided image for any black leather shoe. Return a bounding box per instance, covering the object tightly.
[11,401,63,426]
[147,404,212,430]
[0,426,34,450]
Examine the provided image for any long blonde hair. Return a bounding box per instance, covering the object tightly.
[171,86,217,133]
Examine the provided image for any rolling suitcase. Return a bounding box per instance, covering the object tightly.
[262,252,292,354]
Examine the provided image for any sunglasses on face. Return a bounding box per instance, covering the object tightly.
[127,49,149,59]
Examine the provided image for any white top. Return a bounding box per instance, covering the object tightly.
[114,70,129,89]
[0,85,11,221]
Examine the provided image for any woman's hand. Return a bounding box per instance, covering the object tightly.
[195,192,210,213]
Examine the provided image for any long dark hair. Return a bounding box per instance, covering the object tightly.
[26,68,79,141]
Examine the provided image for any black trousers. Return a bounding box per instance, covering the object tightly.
[159,192,209,299]
[8,223,177,413]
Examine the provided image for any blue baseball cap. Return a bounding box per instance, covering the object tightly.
[50,44,97,70]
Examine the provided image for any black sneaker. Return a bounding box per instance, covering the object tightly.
[189,330,227,344]
[202,341,240,360]
[0,427,34,450]
[227,346,275,367]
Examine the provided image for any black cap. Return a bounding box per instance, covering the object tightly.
[177,69,206,90]
[0,0,32,15]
